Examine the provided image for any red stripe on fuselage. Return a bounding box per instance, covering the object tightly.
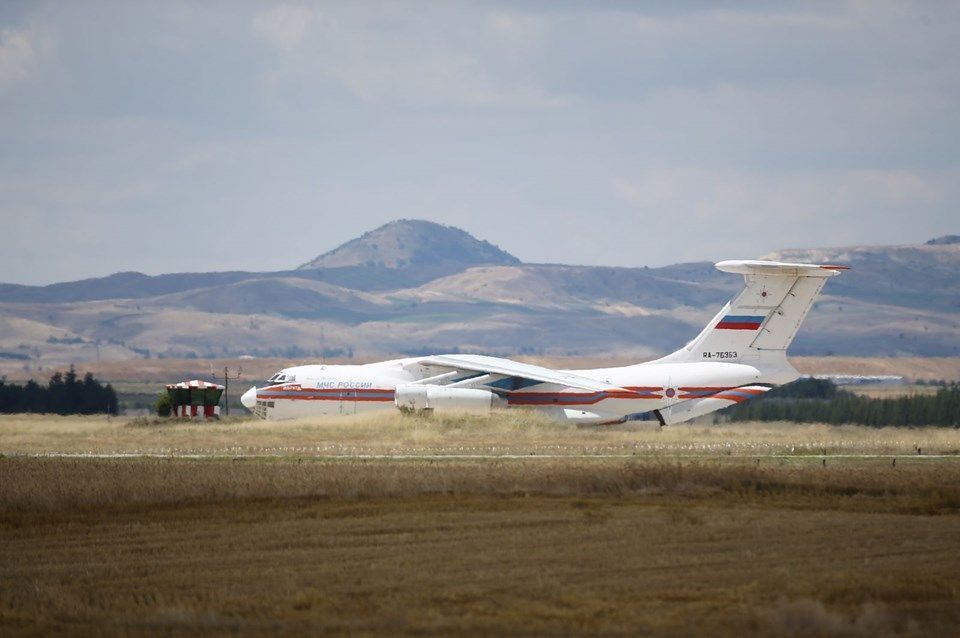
[710,388,769,403]
[507,389,662,406]
[258,395,395,402]
[678,386,769,400]
[257,387,396,402]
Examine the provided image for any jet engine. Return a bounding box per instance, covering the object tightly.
[394,384,505,413]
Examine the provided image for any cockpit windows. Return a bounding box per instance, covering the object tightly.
[267,372,295,384]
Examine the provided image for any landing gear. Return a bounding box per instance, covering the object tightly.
[653,409,666,430]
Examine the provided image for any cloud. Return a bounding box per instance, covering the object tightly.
[249,4,564,108]
[251,4,316,52]
[0,26,51,88]
[318,45,564,108]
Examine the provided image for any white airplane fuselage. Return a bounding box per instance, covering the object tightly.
[241,357,792,424]
[240,259,847,424]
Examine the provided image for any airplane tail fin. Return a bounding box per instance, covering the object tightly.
[654,260,847,379]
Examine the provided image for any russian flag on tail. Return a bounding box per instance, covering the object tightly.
[716,314,766,330]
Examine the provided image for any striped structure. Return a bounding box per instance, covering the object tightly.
[165,379,224,419]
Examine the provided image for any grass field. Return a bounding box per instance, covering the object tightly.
[2,411,960,458]
[2,415,959,635]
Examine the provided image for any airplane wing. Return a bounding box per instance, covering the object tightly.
[410,354,622,392]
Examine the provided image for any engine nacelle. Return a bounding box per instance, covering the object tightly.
[394,384,505,413]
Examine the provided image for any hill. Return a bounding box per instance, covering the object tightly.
[298,219,519,281]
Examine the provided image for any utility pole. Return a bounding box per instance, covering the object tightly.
[210,366,242,417]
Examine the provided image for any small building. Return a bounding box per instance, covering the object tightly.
[165,380,224,418]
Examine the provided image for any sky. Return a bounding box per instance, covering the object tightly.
[1,1,958,285]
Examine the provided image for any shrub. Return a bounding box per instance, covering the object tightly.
[155,391,172,417]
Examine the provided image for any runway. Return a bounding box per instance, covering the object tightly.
[9,451,958,461]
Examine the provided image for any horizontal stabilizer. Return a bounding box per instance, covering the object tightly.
[715,260,848,277]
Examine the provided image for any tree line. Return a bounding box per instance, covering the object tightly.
[719,378,960,427]
[0,367,118,415]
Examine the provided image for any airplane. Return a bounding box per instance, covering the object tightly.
[240,259,847,424]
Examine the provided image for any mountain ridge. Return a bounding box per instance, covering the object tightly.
[0,221,957,368]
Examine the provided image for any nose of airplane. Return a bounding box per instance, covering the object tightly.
[240,386,257,410]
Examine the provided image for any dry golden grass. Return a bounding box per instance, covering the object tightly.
[2,456,959,514]
[847,384,941,399]
[1,456,959,636]
[2,411,960,458]
[0,356,332,383]
[789,356,960,382]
